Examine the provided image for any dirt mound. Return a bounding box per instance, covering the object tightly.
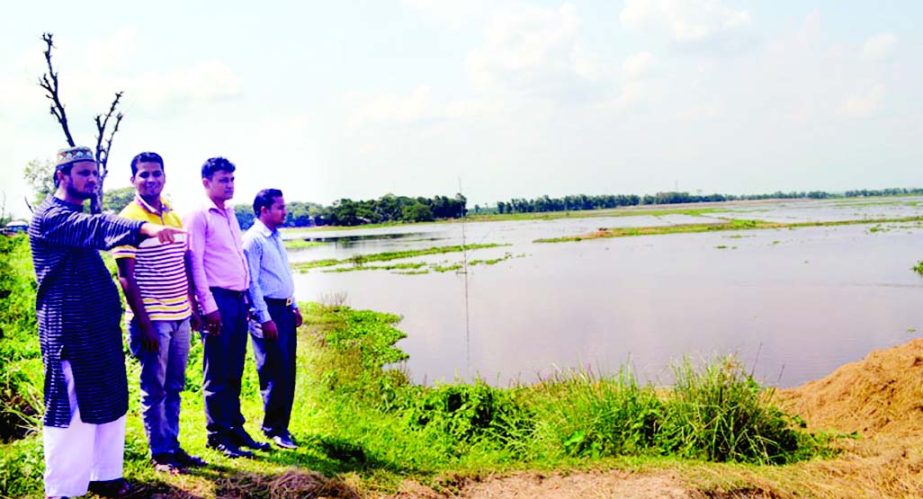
[778,338,923,436]
[214,469,361,498]
[457,471,694,499]
[386,472,700,499]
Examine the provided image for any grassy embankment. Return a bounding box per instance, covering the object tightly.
[281,195,923,234]
[534,215,923,243]
[281,207,724,235]
[291,243,515,275]
[283,239,323,250]
[0,234,837,497]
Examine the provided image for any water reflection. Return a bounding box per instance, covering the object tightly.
[288,198,923,387]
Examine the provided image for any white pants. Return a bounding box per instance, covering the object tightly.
[43,360,125,498]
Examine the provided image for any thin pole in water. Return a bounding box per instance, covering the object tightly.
[459,177,471,378]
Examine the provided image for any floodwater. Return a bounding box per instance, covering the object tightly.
[288,198,923,388]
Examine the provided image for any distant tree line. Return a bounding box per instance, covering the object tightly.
[90,185,923,229]
[492,188,923,215]
[233,193,467,229]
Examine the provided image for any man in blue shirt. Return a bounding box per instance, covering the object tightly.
[243,188,303,449]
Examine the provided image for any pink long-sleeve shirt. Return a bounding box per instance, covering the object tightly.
[184,200,249,315]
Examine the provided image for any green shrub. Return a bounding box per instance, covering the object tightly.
[913,260,923,275]
[530,369,663,458]
[0,236,43,442]
[323,309,408,370]
[658,357,801,464]
[404,380,534,452]
[0,436,44,497]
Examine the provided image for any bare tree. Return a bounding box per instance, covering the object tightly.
[91,92,124,213]
[38,32,125,214]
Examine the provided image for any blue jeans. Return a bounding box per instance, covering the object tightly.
[249,300,297,437]
[129,317,191,456]
[202,288,249,441]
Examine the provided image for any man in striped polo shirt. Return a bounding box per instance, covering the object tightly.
[30,146,184,499]
[113,152,207,474]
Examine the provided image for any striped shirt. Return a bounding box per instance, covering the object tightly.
[112,197,191,321]
[29,196,145,427]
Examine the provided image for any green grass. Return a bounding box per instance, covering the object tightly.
[463,207,722,224]
[913,260,923,275]
[0,300,832,497]
[658,358,808,464]
[0,236,43,445]
[536,215,923,243]
[0,236,833,497]
[283,239,324,250]
[323,253,519,275]
[292,243,506,272]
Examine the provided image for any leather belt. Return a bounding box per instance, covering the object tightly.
[265,297,294,307]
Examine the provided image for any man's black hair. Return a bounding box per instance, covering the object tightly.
[201,157,236,179]
[130,152,165,176]
[253,188,284,217]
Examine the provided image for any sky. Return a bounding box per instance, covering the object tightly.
[2,0,922,218]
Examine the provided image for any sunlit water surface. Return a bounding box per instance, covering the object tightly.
[287,198,923,387]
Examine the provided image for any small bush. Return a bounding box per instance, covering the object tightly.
[0,429,44,497]
[405,381,534,451]
[658,357,801,464]
[0,236,43,442]
[913,260,923,275]
[324,309,408,370]
[531,369,663,458]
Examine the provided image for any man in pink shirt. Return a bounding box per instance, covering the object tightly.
[185,157,269,458]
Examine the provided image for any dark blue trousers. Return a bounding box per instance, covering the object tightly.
[249,300,297,437]
[202,288,249,441]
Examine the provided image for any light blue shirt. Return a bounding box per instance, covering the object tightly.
[243,219,295,323]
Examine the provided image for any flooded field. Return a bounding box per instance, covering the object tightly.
[287,197,923,387]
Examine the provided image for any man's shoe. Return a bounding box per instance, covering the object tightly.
[206,439,253,459]
[270,433,298,450]
[231,427,271,451]
[173,447,208,468]
[151,453,185,475]
[87,478,140,498]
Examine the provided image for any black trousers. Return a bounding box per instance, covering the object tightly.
[202,288,248,440]
[249,300,297,437]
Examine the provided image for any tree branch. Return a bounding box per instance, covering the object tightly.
[38,33,75,147]
[91,92,124,214]
[94,91,123,177]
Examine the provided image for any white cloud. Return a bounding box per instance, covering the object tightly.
[622,51,656,80]
[7,29,242,118]
[675,103,718,121]
[345,85,439,128]
[861,33,898,62]
[466,3,587,89]
[402,0,489,26]
[602,80,646,112]
[840,84,885,118]
[125,60,242,110]
[83,27,139,72]
[620,0,750,44]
